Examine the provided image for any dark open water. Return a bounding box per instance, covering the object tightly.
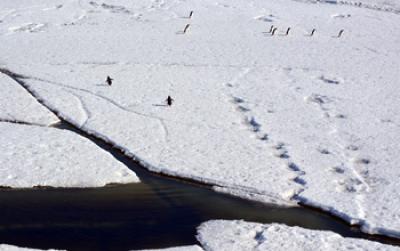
[0,122,398,251]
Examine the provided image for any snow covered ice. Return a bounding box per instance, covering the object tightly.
[0,72,59,126]
[0,123,139,187]
[1,0,400,244]
[136,245,203,251]
[197,220,400,251]
[0,244,64,251]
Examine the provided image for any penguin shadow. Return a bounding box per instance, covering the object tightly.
[304,29,316,37]
[180,16,192,19]
[152,103,168,107]
[278,29,291,36]
[180,11,193,19]
[176,31,185,35]
[262,25,275,36]
[95,83,109,87]
[262,31,273,35]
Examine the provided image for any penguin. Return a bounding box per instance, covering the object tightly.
[271,27,278,36]
[338,29,344,38]
[310,28,316,36]
[166,96,174,106]
[183,24,190,34]
[189,11,193,18]
[285,27,291,36]
[268,25,274,33]
[106,76,113,86]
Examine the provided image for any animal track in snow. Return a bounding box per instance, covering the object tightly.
[225,68,307,192]
[8,23,47,33]
[259,133,269,141]
[237,105,251,112]
[253,14,275,22]
[244,116,261,132]
[231,96,251,113]
[293,177,306,185]
[331,165,346,174]
[42,4,63,11]
[232,96,245,104]
[304,93,332,105]
[318,148,331,155]
[319,75,341,85]
[346,144,359,151]
[331,13,352,18]
[335,178,364,193]
[334,114,347,119]
[89,1,132,14]
[351,157,371,165]
[271,143,291,160]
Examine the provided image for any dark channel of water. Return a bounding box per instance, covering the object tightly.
[0,122,399,251]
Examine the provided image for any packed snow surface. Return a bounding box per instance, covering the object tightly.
[0,0,399,238]
[197,220,400,251]
[0,123,139,187]
[0,72,59,126]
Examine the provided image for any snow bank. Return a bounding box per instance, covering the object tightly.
[0,72,58,126]
[197,220,400,250]
[0,123,139,188]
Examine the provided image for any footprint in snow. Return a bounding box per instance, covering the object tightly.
[232,96,245,104]
[272,143,290,159]
[237,105,251,112]
[319,75,341,85]
[318,148,331,155]
[331,13,352,18]
[331,165,346,174]
[346,144,359,151]
[335,114,347,119]
[274,149,289,159]
[335,178,363,193]
[244,116,261,132]
[293,177,306,185]
[288,162,301,172]
[304,94,332,105]
[259,133,269,141]
[231,97,251,112]
[274,142,285,150]
[352,157,371,165]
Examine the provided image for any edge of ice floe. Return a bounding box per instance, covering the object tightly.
[11,72,400,239]
[296,194,400,239]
